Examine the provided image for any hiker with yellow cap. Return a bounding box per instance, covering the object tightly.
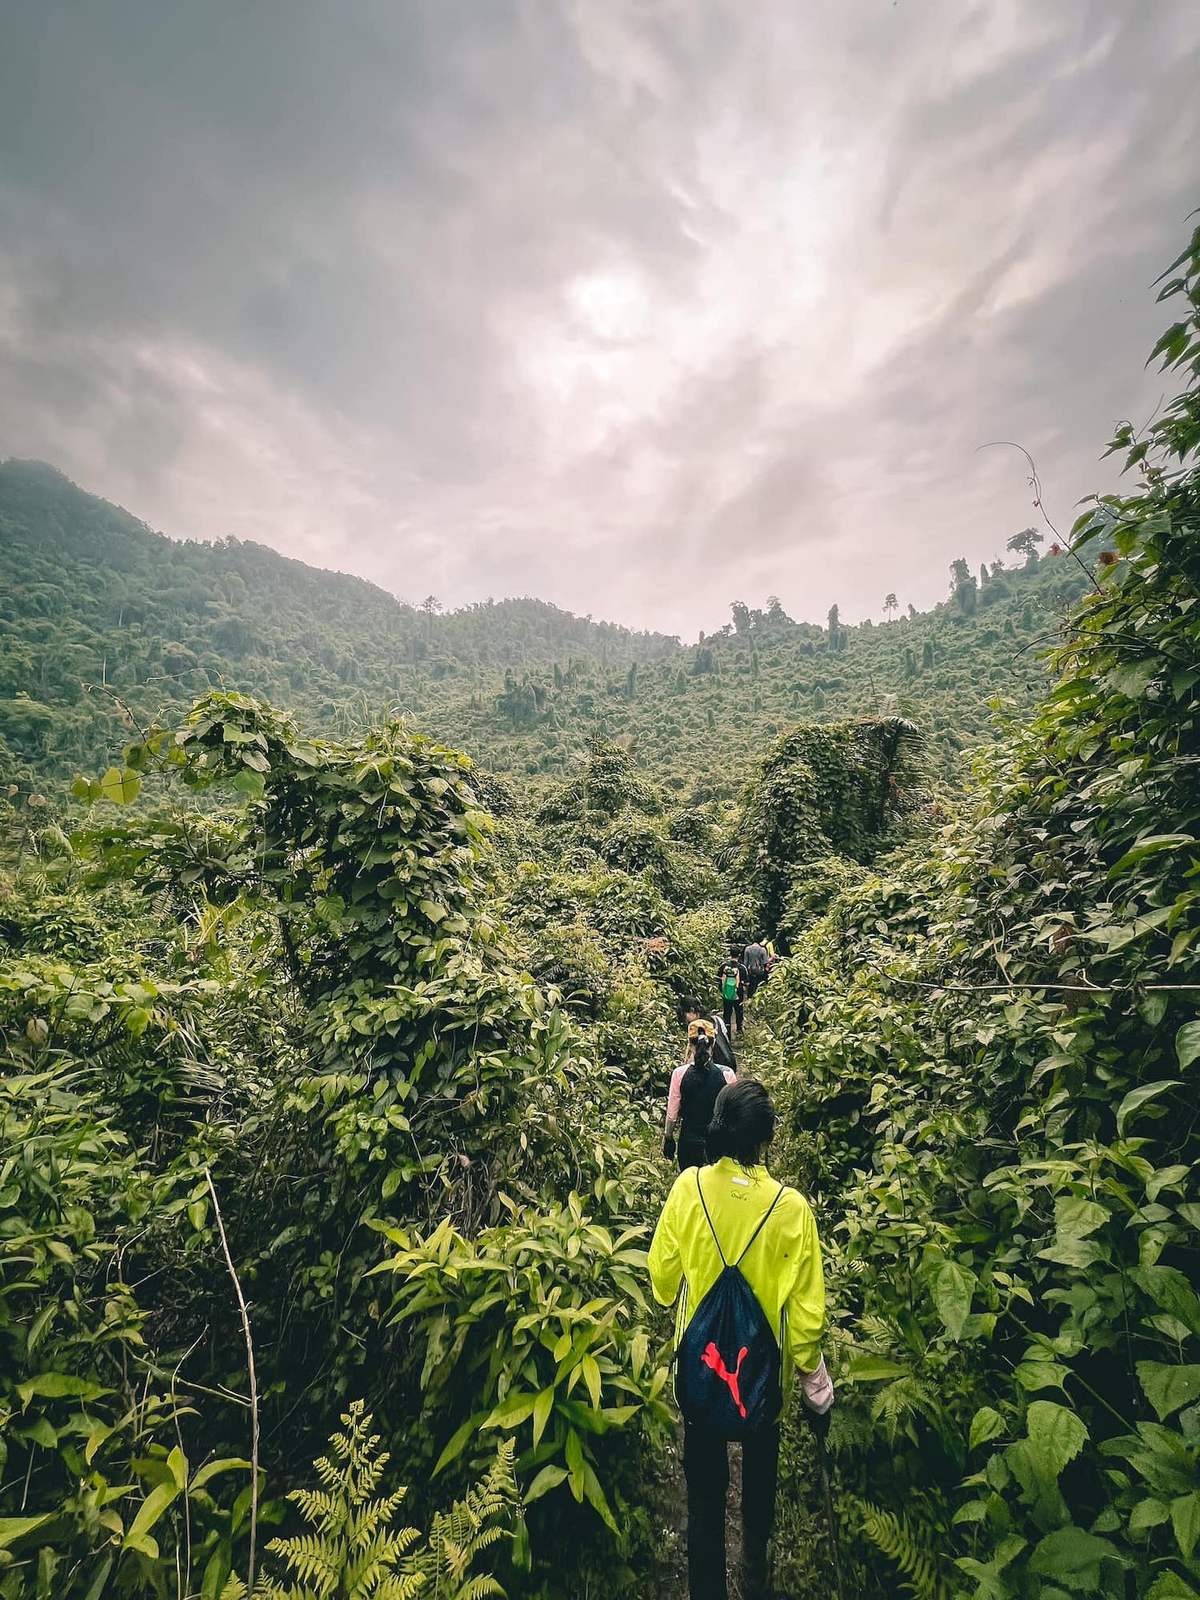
[663,1017,736,1171]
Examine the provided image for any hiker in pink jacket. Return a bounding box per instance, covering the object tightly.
[663,1019,736,1171]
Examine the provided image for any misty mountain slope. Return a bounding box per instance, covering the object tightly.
[0,459,677,777]
[0,457,1091,786]
[418,552,1094,783]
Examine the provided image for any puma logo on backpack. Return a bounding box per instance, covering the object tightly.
[701,1341,749,1418]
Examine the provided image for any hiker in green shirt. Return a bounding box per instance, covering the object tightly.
[716,951,745,1036]
[648,1079,833,1600]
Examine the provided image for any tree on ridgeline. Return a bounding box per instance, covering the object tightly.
[1006,526,1042,565]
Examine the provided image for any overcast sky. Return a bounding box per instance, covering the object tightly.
[1,3,1197,637]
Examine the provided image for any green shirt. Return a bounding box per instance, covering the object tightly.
[647,1158,826,1390]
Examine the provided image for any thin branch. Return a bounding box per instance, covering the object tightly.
[977,440,1101,592]
[169,1332,205,1600]
[876,969,1200,997]
[205,1167,260,1598]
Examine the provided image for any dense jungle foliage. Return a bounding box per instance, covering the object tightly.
[0,216,1196,1600]
[1,453,1088,800]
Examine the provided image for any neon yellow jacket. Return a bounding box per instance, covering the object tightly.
[648,1158,826,1395]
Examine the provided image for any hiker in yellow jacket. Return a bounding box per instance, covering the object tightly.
[648,1078,833,1600]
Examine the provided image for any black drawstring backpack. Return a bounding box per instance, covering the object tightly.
[675,1170,786,1437]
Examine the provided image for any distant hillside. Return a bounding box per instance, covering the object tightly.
[419,551,1095,786]
[0,458,1094,788]
[0,460,676,779]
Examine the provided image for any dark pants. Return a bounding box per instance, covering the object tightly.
[722,997,744,1034]
[745,971,766,999]
[683,1422,779,1600]
[678,1137,707,1172]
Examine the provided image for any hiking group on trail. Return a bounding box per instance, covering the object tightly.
[663,939,775,1175]
[716,937,775,1037]
[650,943,833,1600]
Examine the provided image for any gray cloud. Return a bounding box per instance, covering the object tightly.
[0,0,1197,634]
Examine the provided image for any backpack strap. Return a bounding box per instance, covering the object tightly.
[733,1182,786,1268]
[695,1169,727,1268]
[697,1172,788,1270]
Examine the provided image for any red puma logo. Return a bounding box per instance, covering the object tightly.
[701,1341,749,1418]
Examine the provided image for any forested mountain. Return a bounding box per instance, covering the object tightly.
[0,458,676,780]
[1,455,1091,790]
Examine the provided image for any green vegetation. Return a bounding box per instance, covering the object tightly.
[1,456,1088,796]
[0,216,1196,1600]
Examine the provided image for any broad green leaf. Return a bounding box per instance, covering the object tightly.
[630,1330,648,1379]
[1116,1080,1180,1136]
[483,1392,537,1431]
[934,1260,976,1341]
[524,1464,568,1504]
[122,1481,178,1555]
[952,1499,988,1525]
[969,1406,1006,1449]
[432,1413,485,1476]
[0,1515,52,1550]
[231,768,264,798]
[565,1426,585,1502]
[17,1372,107,1406]
[1054,1197,1108,1239]
[581,1353,602,1411]
[1148,1574,1200,1598]
[1131,1266,1200,1337]
[99,766,141,805]
[1105,661,1157,699]
[1138,1363,1200,1421]
[1111,834,1195,873]
[1177,1023,1200,1072]
[125,1004,151,1037]
[1026,1401,1087,1479]
[81,1556,114,1600]
[1038,1234,1105,1270]
[189,1458,249,1492]
[1014,1361,1068,1393]
[582,1462,617,1532]
[1028,1525,1120,1588]
[1129,1498,1169,1536]
[84,1422,116,1465]
[532,1387,555,1449]
[845,1355,909,1382]
[1172,1491,1200,1559]
[25,1301,56,1356]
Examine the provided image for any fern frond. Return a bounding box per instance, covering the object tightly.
[238,1402,414,1598]
[230,1403,515,1600]
[870,1374,936,1439]
[857,1500,951,1600]
[403,1435,518,1598]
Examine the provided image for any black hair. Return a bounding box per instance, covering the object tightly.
[679,1030,715,1111]
[681,996,704,1019]
[707,1077,775,1165]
